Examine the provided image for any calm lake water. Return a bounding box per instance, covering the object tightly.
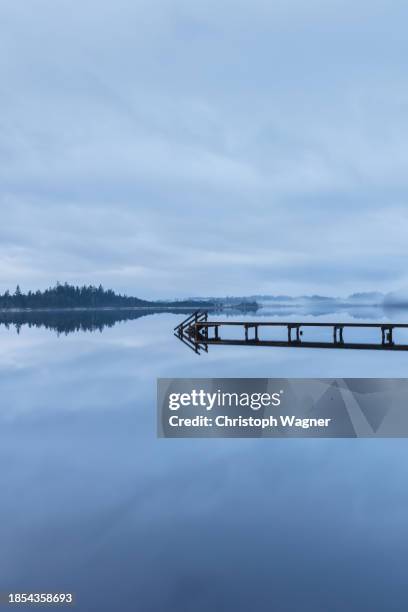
[1,307,408,611]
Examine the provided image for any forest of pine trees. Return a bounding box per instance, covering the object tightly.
[0,283,209,309]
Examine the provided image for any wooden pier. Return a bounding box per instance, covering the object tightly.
[174,311,408,354]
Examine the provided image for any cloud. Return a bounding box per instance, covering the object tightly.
[1,0,408,297]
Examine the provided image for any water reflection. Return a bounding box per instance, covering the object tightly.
[1,308,408,611]
[0,303,261,335]
[0,303,406,337]
[256,303,408,321]
[0,308,204,335]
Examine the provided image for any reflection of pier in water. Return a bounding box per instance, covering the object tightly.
[175,312,408,354]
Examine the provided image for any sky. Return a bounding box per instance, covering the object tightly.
[1,0,408,299]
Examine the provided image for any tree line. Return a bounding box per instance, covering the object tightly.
[0,283,210,310]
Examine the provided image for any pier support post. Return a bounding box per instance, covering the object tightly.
[288,325,302,343]
[382,326,394,346]
[333,325,344,344]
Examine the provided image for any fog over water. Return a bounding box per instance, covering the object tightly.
[1,307,408,611]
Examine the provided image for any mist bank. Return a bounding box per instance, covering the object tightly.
[192,292,386,306]
[195,291,408,309]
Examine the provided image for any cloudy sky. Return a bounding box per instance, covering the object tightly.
[1,0,408,298]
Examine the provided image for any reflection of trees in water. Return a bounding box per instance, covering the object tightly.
[0,309,195,335]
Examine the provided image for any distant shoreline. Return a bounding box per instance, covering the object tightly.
[0,306,217,313]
